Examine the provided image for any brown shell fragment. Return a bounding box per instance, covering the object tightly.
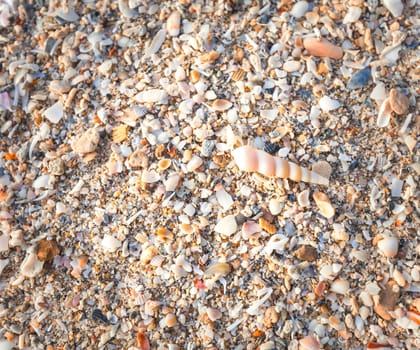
[295,245,318,262]
[37,239,60,263]
[303,37,343,59]
[258,217,276,234]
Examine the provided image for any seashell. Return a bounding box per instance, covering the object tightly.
[232,146,329,186]
[144,300,162,315]
[137,331,151,350]
[389,88,409,115]
[156,227,173,242]
[259,217,277,234]
[406,310,420,325]
[268,198,282,215]
[204,262,231,277]
[231,69,246,82]
[297,189,310,207]
[314,281,328,297]
[347,67,371,90]
[0,92,11,111]
[383,0,404,17]
[377,235,399,258]
[164,173,180,191]
[37,239,60,262]
[44,101,64,124]
[343,6,362,24]
[299,335,320,350]
[260,109,278,121]
[392,269,406,287]
[186,155,203,172]
[212,99,232,111]
[158,158,172,170]
[283,60,301,72]
[215,184,233,211]
[199,50,220,63]
[190,70,201,83]
[332,224,349,242]
[0,340,15,350]
[164,313,177,327]
[144,29,166,56]
[112,125,129,143]
[366,342,393,349]
[171,264,187,278]
[264,234,289,255]
[370,82,387,103]
[150,254,165,267]
[242,221,261,239]
[303,37,343,59]
[97,60,113,75]
[0,259,9,276]
[390,177,403,197]
[134,89,168,104]
[49,80,70,95]
[319,95,340,112]
[101,234,122,253]
[311,161,332,180]
[246,287,273,315]
[377,98,392,127]
[71,128,100,155]
[313,192,335,219]
[141,170,160,183]
[214,215,237,236]
[290,1,309,18]
[167,10,181,37]
[56,8,79,22]
[140,245,158,264]
[206,307,222,321]
[20,252,44,278]
[32,174,51,189]
[330,279,350,295]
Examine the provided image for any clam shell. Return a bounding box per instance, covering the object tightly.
[204,262,231,277]
[206,307,222,321]
[330,279,350,295]
[299,335,320,350]
[241,221,261,239]
[212,99,232,111]
[101,234,122,253]
[214,215,237,236]
[377,235,399,258]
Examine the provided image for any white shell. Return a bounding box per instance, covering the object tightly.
[377,97,392,127]
[215,186,233,211]
[32,174,51,189]
[370,82,387,103]
[330,279,350,295]
[101,234,122,253]
[141,170,160,183]
[390,178,403,197]
[268,198,282,215]
[377,235,399,258]
[319,95,340,112]
[134,89,168,104]
[290,1,309,18]
[20,252,44,278]
[214,215,237,236]
[343,6,362,24]
[383,0,404,17]
[186,155,203,172]
[167,11,181,37]
[164,173,180,191]
[0,259,9,275]
[44,101,64,124]
[144,29,166,56]
[206,307,222,321]
[297,189,310,207]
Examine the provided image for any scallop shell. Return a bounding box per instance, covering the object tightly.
[112,125,129,143]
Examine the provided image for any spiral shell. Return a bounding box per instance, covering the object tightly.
[232,146,329,186]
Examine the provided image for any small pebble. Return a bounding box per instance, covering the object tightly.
[71,128,100,155]
[290,1,309,18]
[295,245,317,262]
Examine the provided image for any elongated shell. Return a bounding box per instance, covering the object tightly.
[232,146,329,186]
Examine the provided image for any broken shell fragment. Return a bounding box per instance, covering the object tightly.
[20,252,44,278]
[377,235,399,258]
[214,215,237,236]
[242,221,261,239]
[166,10,181,37]
[313,192,335,219]
[377,98,392,128]
[204,262,231,277]
[299,335,320,350]
[383,0,404,17]
[330,279,350,295]
[389,88,409,115]
[303,37,343,59]
[71,128,100,155]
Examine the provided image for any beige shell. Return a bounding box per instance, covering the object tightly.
[166,10,181,37]
[377,235,399,258]
[313,192,335,219]
[232,146,329,186]
[212,99,232,111]
[299,335,320,350]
